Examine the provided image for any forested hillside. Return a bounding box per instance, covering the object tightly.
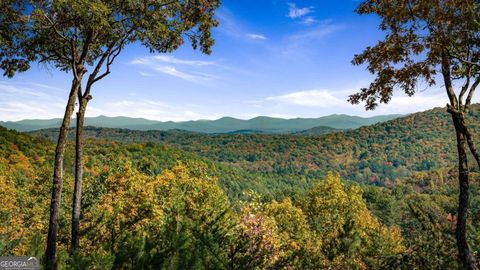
[32,105,480,188]
[3,104,480,268]
[2,117,479,268]
[1,114,401,133]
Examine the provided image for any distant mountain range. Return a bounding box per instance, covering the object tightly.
[0,114,402,134]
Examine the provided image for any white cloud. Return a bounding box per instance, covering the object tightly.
[246,33,267,40]
[131,55,217,67]
[286,3,322,27]
[216,8,269,44]
[130,55,219,83]
[372,92,449,114]
[154,66,215,83]
[266,90,343,107]
[262,86,471,117]
[133,55,217,67]
[87,99,222,122]
[0,82,66,121]
[288,3,314,19]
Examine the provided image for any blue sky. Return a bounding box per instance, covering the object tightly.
[0,0,459,121]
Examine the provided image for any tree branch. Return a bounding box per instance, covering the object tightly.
[87,31,131,90]
[465,76,480,108]
[465,125,480,168]
[441,51,459,108]
[449,51,480,68]
[459,76,471,107]
[84,47,112,96]
[41,13,70,43]
[41,12,83,80]
[78,31,95,66]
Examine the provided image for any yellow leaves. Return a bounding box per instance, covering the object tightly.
[82,161,165,250]
[81,161,234,262]
[0,175,25,254]
[5,151,35,180]
[264,198,310,245]
[0,141,48,255]
[303,172,405,268]
[0,176,16,214]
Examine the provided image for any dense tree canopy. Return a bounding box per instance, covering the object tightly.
[2,116,479,268]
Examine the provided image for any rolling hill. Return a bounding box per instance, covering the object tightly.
[28,105,480,187]
[0,114,402,133]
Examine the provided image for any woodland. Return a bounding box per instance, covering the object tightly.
[0,0,480,269]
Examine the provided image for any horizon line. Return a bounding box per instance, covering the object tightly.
[0,112,407,123]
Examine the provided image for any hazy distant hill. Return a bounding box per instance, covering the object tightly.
[0,114,401,133]
[27,105,480,186]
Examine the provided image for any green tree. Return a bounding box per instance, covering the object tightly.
[0,1,219,268]
[82,162,235,269]
[263,198,319,268]
[349,1,479,268]
[303,173,405,269]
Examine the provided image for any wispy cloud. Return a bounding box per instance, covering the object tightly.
[215,8,243,39]
[130,55,219,83]
[287,3,314,19]
[132,55,218,67]
[0,82,66,121]
[287,3,324,26]
[246,33,267,40]
[263,87,467,116]
[216,8,269,43]
[138,71,155,77]
[87,99,223,122]
[153,65,217,82]
[266,90,343,107]
[287,20,341,41]
[301,16,318,25]
[278,20,345,58]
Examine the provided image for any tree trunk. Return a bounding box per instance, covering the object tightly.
[45,78,81,270]
[70,94,89,255]
[451,113,476,270]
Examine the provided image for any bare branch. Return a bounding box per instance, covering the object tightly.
[459,76,471,107]
[465,125,480,168]
[89,45,122,86]
[465,76,480,108]
[87,29,132,90]
[84,47,112,96]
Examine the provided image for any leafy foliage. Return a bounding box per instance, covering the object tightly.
[1,125,413,269]
[32,105,480,190]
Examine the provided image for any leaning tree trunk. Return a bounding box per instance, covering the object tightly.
[451,113,476,270]
[71,93,90,255]
[45,78,82,270]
